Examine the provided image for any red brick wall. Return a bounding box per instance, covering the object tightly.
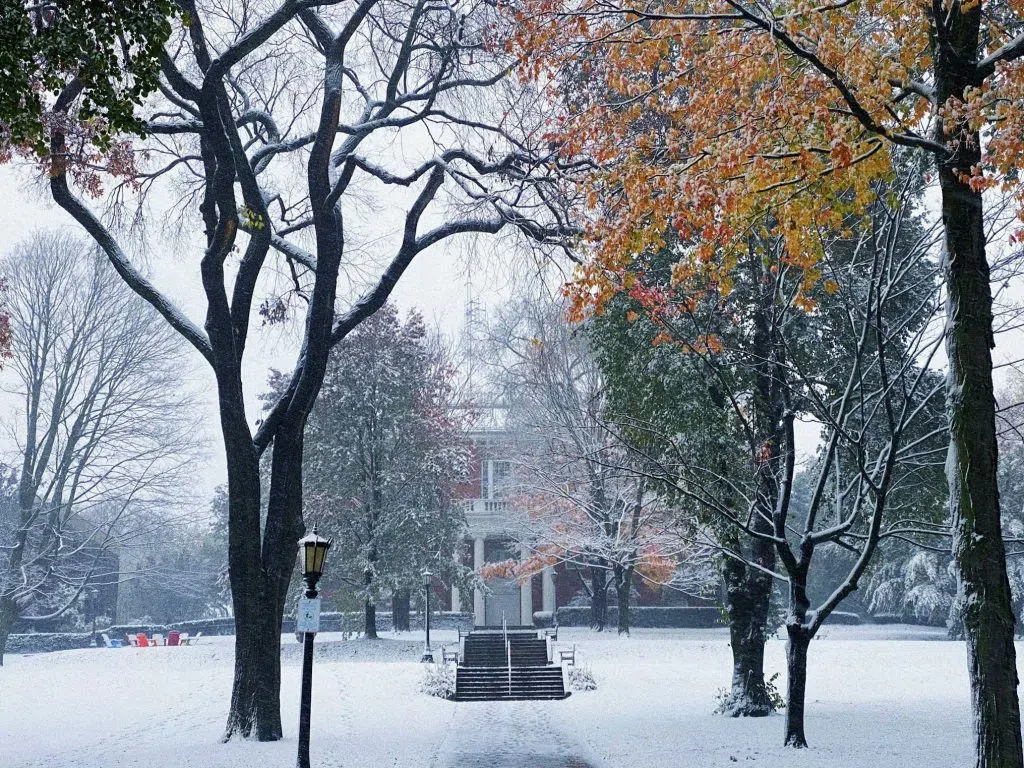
[453,440,482,500]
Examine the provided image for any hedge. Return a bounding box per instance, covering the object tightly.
[554,605,725,628]
[281,610,473,634]
[868,612,947,627]
[10,611,475,655]
[6,632,95,654]
[822,611,862,625]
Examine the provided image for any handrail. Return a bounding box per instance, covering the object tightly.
[503,613,511,696]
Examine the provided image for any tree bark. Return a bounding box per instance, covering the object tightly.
[392,589,411,632]
[590,566,608,631]
[0,596,15,666]
[221,417,269,741]
[783,626,811,749]
[256,419,310,741]
[365,596,377,638]
[932,6,1024,767]
[720,547,774,716]
[614,564,632,635]
[940,142,1024,768]
[715,246,782,717]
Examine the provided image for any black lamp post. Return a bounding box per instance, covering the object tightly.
[297,526,331,768]
[420,568,434,663]
[551,569,559,628]
[86,587,99,647]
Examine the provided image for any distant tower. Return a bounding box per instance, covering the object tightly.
[460,259,486,398]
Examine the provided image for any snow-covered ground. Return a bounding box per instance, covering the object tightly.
[0,625,982,768]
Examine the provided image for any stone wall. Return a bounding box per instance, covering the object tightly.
[554,605,726,628]
[9,611,475,655]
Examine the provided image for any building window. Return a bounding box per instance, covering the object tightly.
[481,459,513,499]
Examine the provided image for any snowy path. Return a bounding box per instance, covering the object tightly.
[432,699,598,768]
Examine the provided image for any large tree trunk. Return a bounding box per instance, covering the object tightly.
[783,625,811,748]
[365,596,377,638]
[216,383,311,745]
[614,565,633,635]
[590,566,608,631]
[249,573,289,742]
[941,155,1024,768]
[0,596,15,667]
[715,246,783,718]
[392,589,411,632]
[222,425,270,742]
[781,564,812,748]
[932,8,1023,768]
[720,544,774,717]
[254,422,308,742]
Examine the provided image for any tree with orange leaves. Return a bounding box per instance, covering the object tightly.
[589,161,950,745]
[516,0,1024,761]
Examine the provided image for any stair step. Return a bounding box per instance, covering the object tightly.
[458,673,563,678]
[456,631,568,702]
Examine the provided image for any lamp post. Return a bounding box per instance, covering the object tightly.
[420,568,434,663]
[86,587,99,647]
[297,526,332,768]
[551,569,559,628]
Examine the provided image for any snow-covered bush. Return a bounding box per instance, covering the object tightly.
[568,663,597,692]
[419,662,456,699]
[714,672,784,714]
[866,551,956,627]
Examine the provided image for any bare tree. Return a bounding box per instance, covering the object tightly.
[44,0,570,740]
[0,230,198,665]
[267,304,472,638]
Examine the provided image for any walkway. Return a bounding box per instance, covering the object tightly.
[432,697,598,768]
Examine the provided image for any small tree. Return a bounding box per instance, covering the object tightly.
[591,175,946,745]
[273,305,470,637]
[589,273,775,713]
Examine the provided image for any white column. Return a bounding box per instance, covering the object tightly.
[520,545,533,626]
[473,537,485,626]
[542,566,555,613]
[520,577,533,627]
[451,584,461,613]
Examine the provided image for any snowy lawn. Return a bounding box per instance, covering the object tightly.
[0,625,983,767]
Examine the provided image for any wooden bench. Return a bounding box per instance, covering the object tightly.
[557,643,576,666]
[441,645,459,664]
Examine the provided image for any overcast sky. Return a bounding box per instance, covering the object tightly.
[2,161,1022,512]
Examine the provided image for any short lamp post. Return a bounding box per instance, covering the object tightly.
[86,587,99,647]
[297,526,331,768]
[551,569,559,629]
[420,568,434,663]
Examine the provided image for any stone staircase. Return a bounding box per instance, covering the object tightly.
[454,629,568,701]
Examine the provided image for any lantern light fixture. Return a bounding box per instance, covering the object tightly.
[298,525,332,584]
